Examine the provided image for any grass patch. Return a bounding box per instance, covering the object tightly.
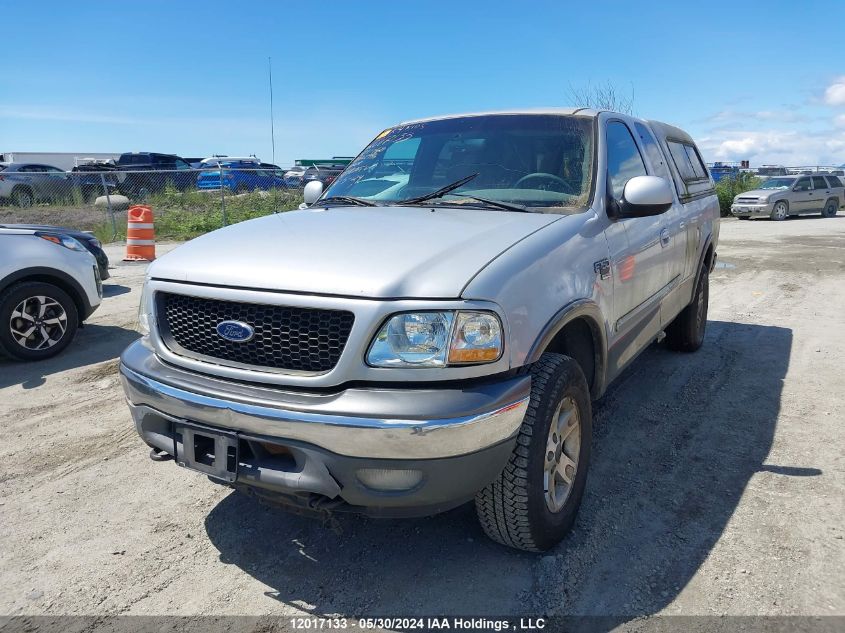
[715,173,761,216]
[92,187,304,243]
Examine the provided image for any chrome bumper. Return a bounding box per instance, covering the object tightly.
[731,203,772,217]
[119,341,529,460]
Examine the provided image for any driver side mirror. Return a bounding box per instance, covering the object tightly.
[616,175,673,218]
[303,180,323,205]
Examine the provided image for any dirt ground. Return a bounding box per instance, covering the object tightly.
[0,217,843,623]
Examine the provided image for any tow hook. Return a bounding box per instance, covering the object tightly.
[149,447,173,462]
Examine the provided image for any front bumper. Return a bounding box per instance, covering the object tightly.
[119,340,529,515]
[731,202,773,217]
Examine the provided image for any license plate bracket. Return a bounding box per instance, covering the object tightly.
[174,422,238,482]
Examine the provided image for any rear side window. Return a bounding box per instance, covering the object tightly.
[606,121,647,199]
[812,176,828,189]
[826,175,843,188]
[634,123,672,181]
[668,141,708,182]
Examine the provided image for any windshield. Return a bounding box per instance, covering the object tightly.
[323,114,595,211]
[759,177,793,189]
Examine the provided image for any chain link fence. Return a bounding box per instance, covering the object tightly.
[0,164,305,242]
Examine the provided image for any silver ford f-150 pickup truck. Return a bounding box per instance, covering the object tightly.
[120,109,719,551]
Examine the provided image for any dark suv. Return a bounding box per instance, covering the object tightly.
[116,153,196,198]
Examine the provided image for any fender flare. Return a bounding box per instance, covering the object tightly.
[526,298,608,399]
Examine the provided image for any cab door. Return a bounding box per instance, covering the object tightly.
[605,120,674,329]
[634,122,685,284]
[790,177,813,213]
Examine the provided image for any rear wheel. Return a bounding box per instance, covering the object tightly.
[822,199,838,218]
[770,201,788,221]
[11,187,34,208]
[666,265,709,352]
[475,353,592,551]
[0,282,79,361]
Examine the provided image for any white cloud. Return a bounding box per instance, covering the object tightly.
[824,76,845,106]
[697,127,845,167]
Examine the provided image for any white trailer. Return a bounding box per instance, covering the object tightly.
[0,152,121,171]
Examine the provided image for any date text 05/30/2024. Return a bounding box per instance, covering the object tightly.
[290,617,548,631]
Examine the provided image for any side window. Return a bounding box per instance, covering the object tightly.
[174,159,191,171]
[634,123,672,181]
[794,177,811,192]
[44,166,65,174]
[826,175,843,188]
[812,176,828,190]
[667,141,696,181]
[606,121,647,199]
[683,145,709,180]
[667,141,708,182]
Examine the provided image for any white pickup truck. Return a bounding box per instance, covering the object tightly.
[121,109,719,551]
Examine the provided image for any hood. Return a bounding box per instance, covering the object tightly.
[736,188,786,199]
[149,206,559,298]
[0,223,92,238]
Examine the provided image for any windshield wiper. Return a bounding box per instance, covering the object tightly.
[316,195,377,207]
[446,193,533,213]
[396,173,479,205]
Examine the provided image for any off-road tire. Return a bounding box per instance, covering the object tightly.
[665,265,709,352]
[0,281,79,361]
[475,353,592,552]
[822,199,838,218]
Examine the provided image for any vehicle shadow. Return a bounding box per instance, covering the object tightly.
[0,324,139,389]
[203,320,793,620]
[102,283,132,298]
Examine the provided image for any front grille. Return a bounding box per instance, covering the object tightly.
[736,197,760,203]
[156,292,354,373]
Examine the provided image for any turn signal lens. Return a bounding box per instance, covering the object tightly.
[448,312,503,364]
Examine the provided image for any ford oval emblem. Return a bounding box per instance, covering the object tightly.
[216,320,255,342]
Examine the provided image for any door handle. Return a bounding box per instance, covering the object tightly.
[660,228,670,247]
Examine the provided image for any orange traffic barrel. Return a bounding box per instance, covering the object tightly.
[124,205,156,261]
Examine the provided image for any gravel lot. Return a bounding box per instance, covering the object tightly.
[1,217,843,621]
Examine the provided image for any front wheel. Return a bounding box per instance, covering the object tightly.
[475,353,592,552]
[822,199,838,218]
[770,201,789,221]
[0,282,79,361]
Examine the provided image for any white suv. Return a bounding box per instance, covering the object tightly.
[0,227,102,360]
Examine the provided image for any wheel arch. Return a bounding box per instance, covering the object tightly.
[526,299,607,400]
[0,267,92,321]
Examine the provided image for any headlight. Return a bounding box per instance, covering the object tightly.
[36,232,86,252]
[366,311,503,368]
[137,281,152,335]
[757,197,770,204]
[448,312,503,364]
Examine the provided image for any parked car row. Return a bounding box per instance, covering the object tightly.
[1,152,350,207]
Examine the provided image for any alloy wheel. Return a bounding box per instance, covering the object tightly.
[544,396,582,512]
[9,295,68,350]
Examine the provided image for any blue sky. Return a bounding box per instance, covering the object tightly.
[2,0,844,167]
